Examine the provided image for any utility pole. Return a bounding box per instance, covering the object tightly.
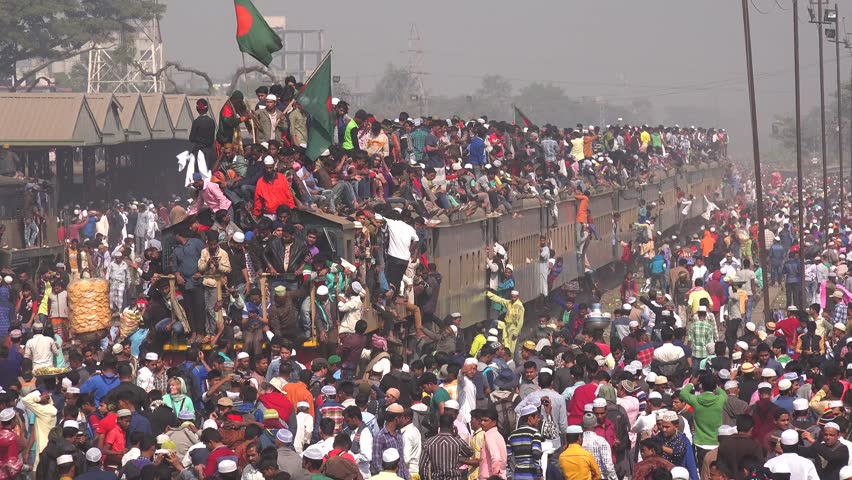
[810,0,829,247]
[825,3,846,228]
[742,0,771,323]
[795,0,806,308]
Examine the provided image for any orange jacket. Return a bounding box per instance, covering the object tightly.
[700,231,715,257]
[253,172,295,216]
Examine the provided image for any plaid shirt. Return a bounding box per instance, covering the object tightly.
[372,427,409,479]
[409,128,428,161]
[689,319,717,359]
[582,431,617,480]
[635,344,655,366]
[834,302,848,325]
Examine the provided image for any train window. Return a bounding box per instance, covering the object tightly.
[320,228,338,258]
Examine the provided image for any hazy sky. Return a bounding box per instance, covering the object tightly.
[160,0,852,156]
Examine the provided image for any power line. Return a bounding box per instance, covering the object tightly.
[751,0,771,14]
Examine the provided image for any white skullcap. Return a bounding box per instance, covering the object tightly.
[793,398,809,410]
[266,94,277,102]
[218,459,238,473]
[724,380,738,390]
[736,341,749,351]
[276,429,293,443]
[202,419,218,430]
[63,420,79,430]
[648,391,662,400]
[145,352,159,361]
[592,398,607,409]
[444,400,460,410]
[236,352,250,360]
[85,447,102,463]
[671,467,690,480]
[746,322,756,332]
[382,448,401,463]
[263,155,275,166]
[316,285,329,295]
[777,379,792,391]
[232,232,245,243]
[0,409,14,422]
[519,404,538,417]
[57,454,73,466]
[302,444,325,460]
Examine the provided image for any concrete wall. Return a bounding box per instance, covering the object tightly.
[429,165,724,328]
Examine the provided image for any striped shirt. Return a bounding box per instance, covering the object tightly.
[420,432,473,480]
[316,400,345,436]
[373,428,409,479]
[507,425,543,480]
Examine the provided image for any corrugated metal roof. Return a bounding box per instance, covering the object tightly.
[186,95,228,127]
[140,93,174,139]
[0,93,102,146]
[85,93,125,144]
[114,93,148,129]
[164,95,194,140]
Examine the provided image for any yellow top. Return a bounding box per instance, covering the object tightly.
[558,443,601,480]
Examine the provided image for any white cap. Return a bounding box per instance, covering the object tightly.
[724,380,738,390]
[648,391,662,400]
[793,398,809,410]
[202,419,218,430]
[63,420,80,430]
[778,379,792,391]
[445,399,460,410]
[57,454,73,466]
[622,303,632,311]
[2,276,11,284]
[781,428,804,445]
[321,385,337,396]
[0,409,14,422]
[297,401,310,409]
[232,232,245,243]
[746,322,756,332]
[276,429,293,443]
[671,467,690,480]
[736,341,748,351]
[761,368,776,378]
[519,404,538,416]
[263,155,275,166]
[302,444,325,460]
[511,290,520,296]
[592,398,607,409]
[218,459,238,473]
[382,448,401,463]
[316,285,329,295]
[86,447,102,463]
[144,352,159,361]
[826,422,841,431]
[628,320,639,328]
[236,352,250,360]
[758,382,772,390]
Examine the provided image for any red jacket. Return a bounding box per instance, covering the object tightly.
[253,173,295,216]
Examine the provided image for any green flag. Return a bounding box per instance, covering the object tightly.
[297,53,334,160]
[513,105,533,128]
[234,0,283,66]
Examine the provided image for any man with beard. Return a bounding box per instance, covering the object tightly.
[301,285,338,358]
[267,285,301,342]
[253,155,299,219]
[264,224,306,291]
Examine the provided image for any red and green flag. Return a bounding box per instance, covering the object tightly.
[513,105,533,128]
[233,0,283,66]
[297,52,334,160]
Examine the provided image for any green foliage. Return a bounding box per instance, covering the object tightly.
[0,0,165,83]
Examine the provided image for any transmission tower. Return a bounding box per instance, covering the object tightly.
[87,2,164,93]
[402,24,428,114]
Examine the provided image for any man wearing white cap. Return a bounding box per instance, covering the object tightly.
[136,352,160,393]
[485,287,525,355]
[513,367,568,451]
[799,421,848,478]
[105,248,130,312]
[763,429,819,480]
[0,408,21,478]
[374,448,404,480]
[337,281,363,335]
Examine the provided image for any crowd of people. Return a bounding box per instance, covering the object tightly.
[0,78,762,480]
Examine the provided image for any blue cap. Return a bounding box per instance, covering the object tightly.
[192,172,203,181]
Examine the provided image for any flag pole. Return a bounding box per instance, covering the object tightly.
[241,52,257,143]
[300,49,333,90]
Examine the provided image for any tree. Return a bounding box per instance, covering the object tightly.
[0,0,165,89]
[368,64,419,117]
[473,75,513,119]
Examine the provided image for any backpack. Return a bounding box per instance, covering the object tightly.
[349,424,368,455]
[242,401,260,423]
[177,362,202,406]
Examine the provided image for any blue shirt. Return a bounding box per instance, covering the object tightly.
[182,361,208,398]
[80,372,121,405]
[127,411,152,443]
[468,137,487,165]
[172,237,205,290]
